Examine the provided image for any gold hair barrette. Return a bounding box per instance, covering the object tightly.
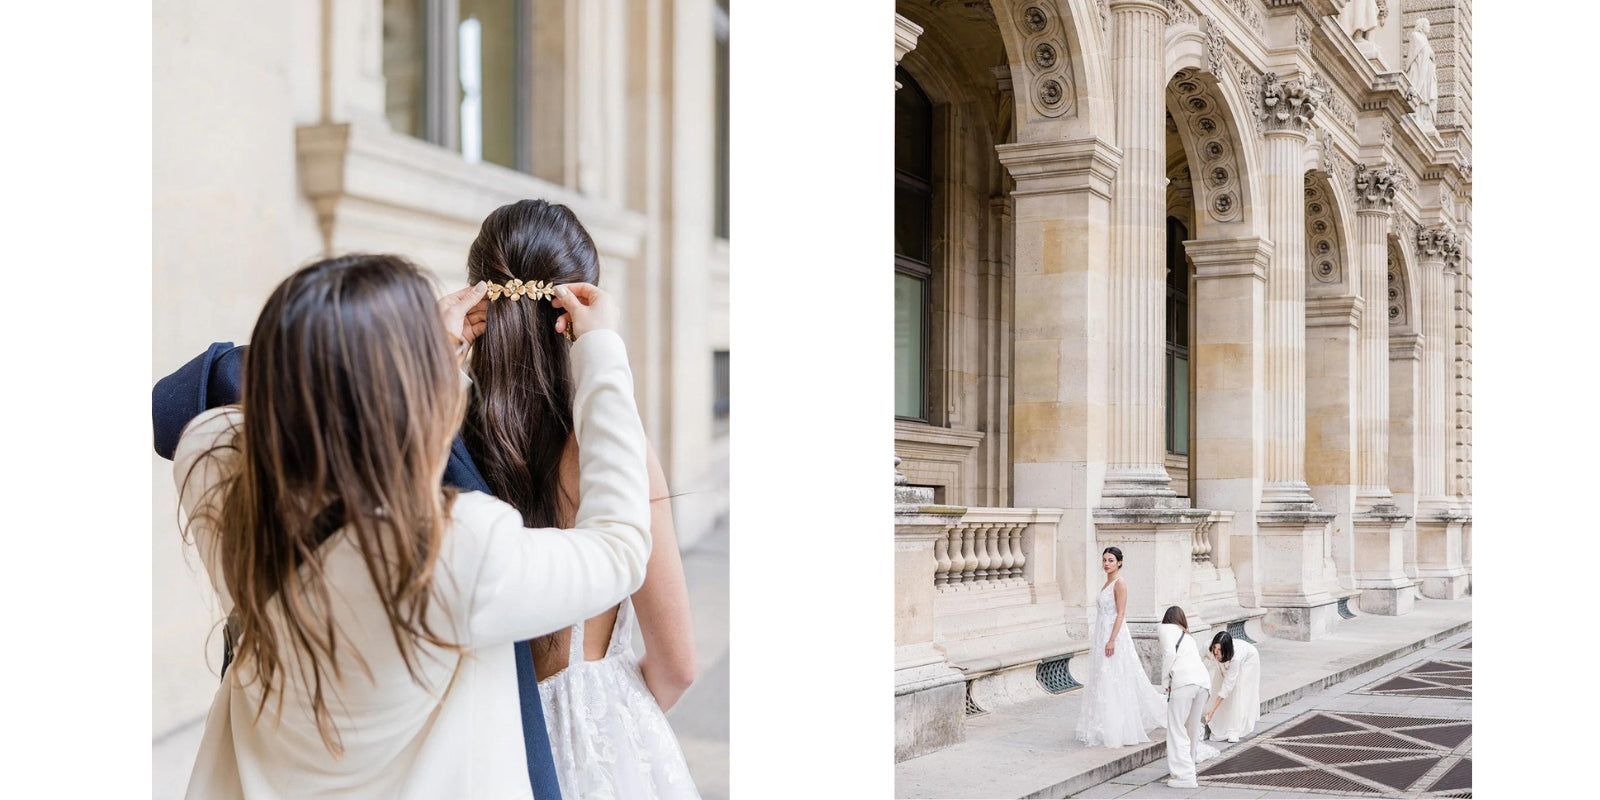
[486,278,558,302]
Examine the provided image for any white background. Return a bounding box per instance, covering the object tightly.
[0,1,1576,796]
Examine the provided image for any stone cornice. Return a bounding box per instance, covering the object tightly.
[1306,294,1363,328]
[1185,235,1274,282]
[1389,332,1423,361]
[894,13,923,65]
[996,137,1123,200]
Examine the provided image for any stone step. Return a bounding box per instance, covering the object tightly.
[894,596,1471,799]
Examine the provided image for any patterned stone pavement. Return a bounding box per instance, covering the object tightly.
[1071,629,1471,799]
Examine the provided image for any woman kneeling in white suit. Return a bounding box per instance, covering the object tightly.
[1203,630,1261,743]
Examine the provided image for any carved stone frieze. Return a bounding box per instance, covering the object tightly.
[1387,246,1408,326]
[1204,16,1227,77]
[1163,0,1197,28]
[1295,16,1311,51]
[1012,3,1078,118]
[1304,177,1345,284]
[1169,68,1244,224]
[1220,0,1265,35]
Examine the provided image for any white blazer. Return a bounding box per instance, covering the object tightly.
[175,330,651,799]
[1158,623,1209,693]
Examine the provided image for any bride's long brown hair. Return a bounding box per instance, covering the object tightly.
[463,200,601,656]
[183,254,467,755]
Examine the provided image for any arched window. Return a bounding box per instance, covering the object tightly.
[895,67,933,421]
[1166,217,1190,456]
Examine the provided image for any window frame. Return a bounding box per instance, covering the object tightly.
[385,0,536,173]
[895,66,934,423]
[1165,216,1191,457]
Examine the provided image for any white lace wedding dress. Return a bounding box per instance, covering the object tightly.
[1074,577,1168,747]
[538,598,701,800]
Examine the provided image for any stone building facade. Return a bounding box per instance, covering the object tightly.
[154,0,730,741]
[892,0,1470,761]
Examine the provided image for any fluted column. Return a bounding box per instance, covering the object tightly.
[1352,165,1402,510]
[1102,0,1176,502]
[1415,226,1459,509]
[1259,73,1322,508]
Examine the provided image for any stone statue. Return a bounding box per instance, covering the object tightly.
[1346,0,1382,42]
[1404,18,1438,127]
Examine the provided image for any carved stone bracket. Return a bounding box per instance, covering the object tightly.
[1353,163,1402,212]
[1259,71,1324,134]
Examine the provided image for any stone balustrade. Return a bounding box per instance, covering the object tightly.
[934,509,1054,591]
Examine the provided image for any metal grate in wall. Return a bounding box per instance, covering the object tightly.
[1036,655,1082,694]
[1226,619,1255,644]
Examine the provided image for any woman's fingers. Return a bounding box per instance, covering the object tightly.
[553,283,617,338]
[438,282,489,342]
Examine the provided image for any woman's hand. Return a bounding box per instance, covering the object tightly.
[1105,641,1115,657]
[552,283,620,339]
[438,282,490,347]
[1203,711,1213,724]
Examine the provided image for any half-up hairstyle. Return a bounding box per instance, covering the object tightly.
[464,199,601,531]
[184,254,468,755]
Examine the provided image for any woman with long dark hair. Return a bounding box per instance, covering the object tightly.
[1203,630,1262,743]
[1074,547,1167,748]
[173,254,650,798]
[463,199,698,799]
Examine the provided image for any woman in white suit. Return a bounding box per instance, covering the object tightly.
[1158,606,1216,790]
[174,256,650,799]
[1204,630,1262,743]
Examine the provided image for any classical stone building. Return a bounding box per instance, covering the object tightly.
[892,0,1470,761]
[154,0,730,750]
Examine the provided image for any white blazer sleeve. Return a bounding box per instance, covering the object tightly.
[1157,624,1180,692]
[457,330,652,646]
[172,406,245,612]
[1218,658,1239,699]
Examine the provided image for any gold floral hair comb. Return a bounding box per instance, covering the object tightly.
[485,278,558,302]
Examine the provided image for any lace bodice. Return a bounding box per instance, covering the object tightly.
[537,599,700,800]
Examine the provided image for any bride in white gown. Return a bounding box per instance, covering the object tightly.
[1075,547,1168,747]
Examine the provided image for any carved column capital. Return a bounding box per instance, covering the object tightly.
[1352,163,1402,213]
[1415,225,1462,268]
[1259,71,1324,135]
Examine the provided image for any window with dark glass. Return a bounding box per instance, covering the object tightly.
[896,67,932,421]
[714,1,730,239]
[382,0,532,172]
[1165,217,1190,456]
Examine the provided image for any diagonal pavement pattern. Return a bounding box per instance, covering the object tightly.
[1073,629,1471,799]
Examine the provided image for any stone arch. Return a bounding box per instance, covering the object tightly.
[989,0,1112,143]
[1163,67,1258,239]
[894,4,1017,504]
[1386,224,1420,334]
[1303,171,1353,296]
